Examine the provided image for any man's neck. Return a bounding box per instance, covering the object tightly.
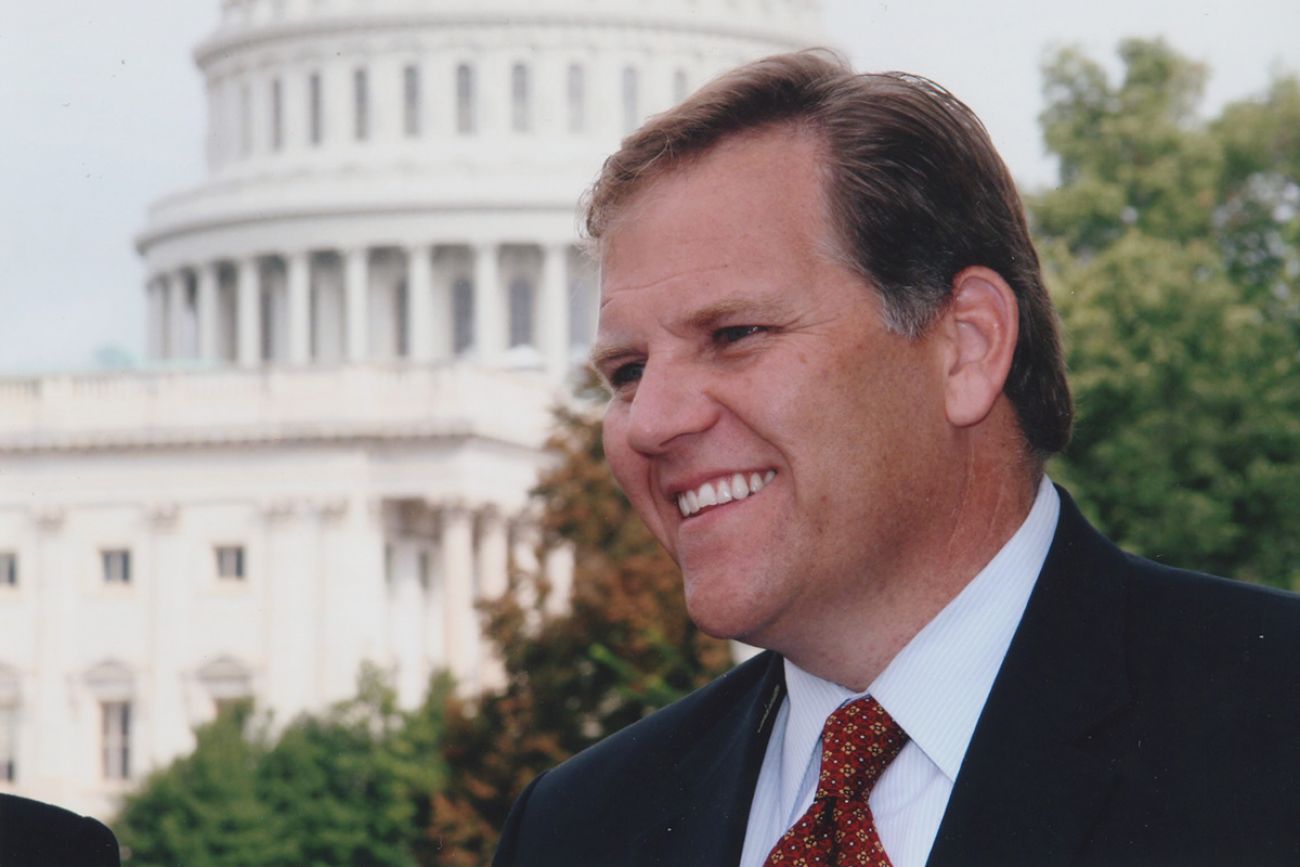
[777,469,1042,691]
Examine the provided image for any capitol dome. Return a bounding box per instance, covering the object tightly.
[0,0,823,820]
[136,0,824,376]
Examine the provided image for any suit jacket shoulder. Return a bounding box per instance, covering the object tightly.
[1121,547,1300,698]
[929,489,1300,867]
[0,794,121,867]
[494,651,785,867]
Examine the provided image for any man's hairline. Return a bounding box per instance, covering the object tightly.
[582,119,920,340]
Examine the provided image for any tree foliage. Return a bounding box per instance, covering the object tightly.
[115,703,288,867]
[117,668,447,867]
[1034,39,1300,589]
[253,672,426,867]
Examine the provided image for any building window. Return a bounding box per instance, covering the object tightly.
[511,62,530,133]
[452,277,474,354]
[214,696,252,720]
[215,545,245,581]
[309,71,323,145]
[0,552,15,586]
[621,65,639,133]
[270,77,284,150]
[0,705,16,782]
[384,544,395,585]
[198,657,253,722]
[509,277,535,348]
[101,701,131,781]
[239,83,252,156]
[101,550,131,585]
[566,63,585,133]
[673,68,689,104]
[456,63,475,134]
[403,64,421,137]
[418,550,431,591]
[353,67,369,141]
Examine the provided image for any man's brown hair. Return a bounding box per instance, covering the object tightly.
[585,50,1073,457]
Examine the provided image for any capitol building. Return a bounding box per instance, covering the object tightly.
[0,0,822,820]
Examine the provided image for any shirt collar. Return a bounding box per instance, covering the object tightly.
[780,476,1060,786]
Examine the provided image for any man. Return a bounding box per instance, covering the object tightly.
[0,793,121,866]
[494,51,1300,866]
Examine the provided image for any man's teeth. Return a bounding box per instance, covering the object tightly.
[677,470,776,517]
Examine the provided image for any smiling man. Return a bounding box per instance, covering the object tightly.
[493,52,1300,867]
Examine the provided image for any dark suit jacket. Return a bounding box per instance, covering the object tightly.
[493,490,1300,866]
[0,794,121,867]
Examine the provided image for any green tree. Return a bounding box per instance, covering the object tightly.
[1033,39,1300,589]
[255,669,423,867]
[116,704,291,867]
[427,392,733,864]
[117,668,445,867]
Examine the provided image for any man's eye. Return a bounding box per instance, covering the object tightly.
[714,325,766,345]
[608,362,644,389]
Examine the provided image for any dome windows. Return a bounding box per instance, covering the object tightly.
[456,63,476,135]
[621,65,640,134]
[403,64,421,137]
[239,83,253,157]
[353,67,370,141]
[209,53,694,162]
[270,77,284,150]
[567,63,586,134]
[511,63,531,134]
[308,70,324,146]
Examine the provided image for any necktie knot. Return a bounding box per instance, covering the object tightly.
[763,695,908,866]
[815,696,907,804]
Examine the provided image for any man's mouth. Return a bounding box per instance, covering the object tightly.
[676,470,776,518]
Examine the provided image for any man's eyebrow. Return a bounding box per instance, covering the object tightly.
[588,341,633,371]
[684,296,792,330]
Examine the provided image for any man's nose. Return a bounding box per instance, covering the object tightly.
[624,360,719,455]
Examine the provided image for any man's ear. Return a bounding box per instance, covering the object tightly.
[940,266,1019,429]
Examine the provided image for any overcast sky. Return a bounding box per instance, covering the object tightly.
[2,0,1297,374]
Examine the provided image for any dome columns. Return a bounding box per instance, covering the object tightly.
[472,242,504,361]
[148,240,587,377]
[237,257,260,366]
[407,245,435,363]
[344,247,369,363]
[541,242,570,377]
[196,262,221,361]
[286,250,312,365]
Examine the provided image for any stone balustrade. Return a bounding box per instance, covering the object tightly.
[0,361,559,452]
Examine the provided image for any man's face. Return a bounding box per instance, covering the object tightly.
[593,128,952,655]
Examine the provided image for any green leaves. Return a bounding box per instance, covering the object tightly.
[117,669,434,867]
[1036,40,1300,590]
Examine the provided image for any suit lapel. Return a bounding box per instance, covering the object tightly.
[631,653,786,867]
[927,490,1132,867]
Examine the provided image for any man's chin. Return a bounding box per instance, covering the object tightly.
[683,590,778,649]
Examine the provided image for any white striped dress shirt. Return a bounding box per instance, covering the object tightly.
[738,477,1060,867]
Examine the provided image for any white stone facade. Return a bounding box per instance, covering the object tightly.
[0,0,821,820]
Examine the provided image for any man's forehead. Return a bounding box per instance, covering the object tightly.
[595,124,827,250]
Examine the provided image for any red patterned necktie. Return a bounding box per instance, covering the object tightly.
[763,696,908,866]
